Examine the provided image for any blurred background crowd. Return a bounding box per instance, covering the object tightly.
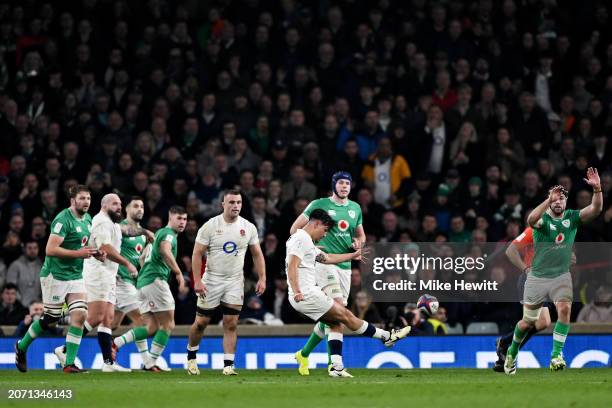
[0,0,611,334]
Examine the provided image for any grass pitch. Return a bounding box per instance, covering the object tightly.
[0,368,610,408]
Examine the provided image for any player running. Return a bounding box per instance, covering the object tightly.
[186,190,266,376]
[291,171,366,376]
[112,206,188,371]
[287,209,411,377]
[492,226,552,372]
[15,185,101,373]
[505,167,603,375]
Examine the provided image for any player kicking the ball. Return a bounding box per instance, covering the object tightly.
[287,209,410,377]
[504,168,603,375]
[186,190,266,376]
[112,206,188,371]
[291,171,366,377]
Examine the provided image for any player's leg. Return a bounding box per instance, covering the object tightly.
[15,298,63,372]
[63,291,89,373]
[295,263,344,374]
[221,304,241,375]
[186,313,212,375]
[326,323,353,378]
[549,273,573,371]
[112,310,126,330]
[321,302,410,346]
[145,310,174,370]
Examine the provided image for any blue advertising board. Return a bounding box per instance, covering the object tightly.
[1,335,610,370]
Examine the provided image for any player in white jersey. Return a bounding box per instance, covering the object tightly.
[55,194,151,372]
[186,190,266,376]
[286,209,411,377]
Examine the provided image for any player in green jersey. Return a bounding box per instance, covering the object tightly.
[15,185,103,373]
[505,167,603,375]
[291,171,366,377]
[112,206,188,371]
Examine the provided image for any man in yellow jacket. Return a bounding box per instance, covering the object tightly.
[362,137,411,209]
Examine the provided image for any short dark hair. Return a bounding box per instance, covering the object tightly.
[68,184,90,199]
[126,196,144,206]
[223,189,242,198]
[309,209,334,228]
[169,205,187,215]
[2,282,19,292]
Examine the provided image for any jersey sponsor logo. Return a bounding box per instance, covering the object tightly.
[338,220,349,232]
[76,226,82,232]
[135,244,143,253]
[550,224,557,231]
[328,210,336,216]
[53,223,63,233]
[562,219,570,228]
[348,210,356,219]
[81,236,88,246]
[555,233,565,244]
[223,241,238,255]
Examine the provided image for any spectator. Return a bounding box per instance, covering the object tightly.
[0,283,28,325]
[576,286,612,323]
[362,137,411,209]
[281,164,316,205]
[350,291,382,323]
[6,240,42,306]
[14,300,63,337]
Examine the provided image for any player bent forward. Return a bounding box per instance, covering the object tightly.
[287,209,411,377]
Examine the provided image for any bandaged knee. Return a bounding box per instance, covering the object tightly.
[523,306,542,324]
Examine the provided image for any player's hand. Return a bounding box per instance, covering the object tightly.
[127,263,138,278]
[178,280,190,296]
[571,252,577,266]
[93,249,107,262]
[175,272,185,289]
[24,315,32,325]
[583,167,601,188]
[352,238,362,250]
[194,279,207,295]
[77,247,98,259]
[143,229,155,243]
[294,292,304,302]
[256,279,266,296]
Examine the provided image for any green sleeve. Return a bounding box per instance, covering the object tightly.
[569,209,582,228]
[302,199,320,219]
[50,215,68,238]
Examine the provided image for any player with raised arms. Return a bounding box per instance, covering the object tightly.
[112,206,188,371]
[505,167,603,374]
[15,185,102,373]
[186,190,266,376]
[287,208,411,377]
[291,171,366,377]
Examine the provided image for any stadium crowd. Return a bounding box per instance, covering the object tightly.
[0,0,611,333]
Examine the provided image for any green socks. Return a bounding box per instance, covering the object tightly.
[300,322,326,357]
[148,330,170,365]
[65,326,83,366]
[507,324,528,358]
[18,320,45,352]
[552,321,570,358]
[114,326,149,348]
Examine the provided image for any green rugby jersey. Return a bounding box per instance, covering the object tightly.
[303,197,363,270]
[118,220,147,285]
[40,208,92,281]
[136,226,177,288]
[531,209,581,278]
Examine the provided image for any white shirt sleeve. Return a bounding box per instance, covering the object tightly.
[287,232,307,260]
[93,222,113,248]
[196,221,212,246]
[248,222,259,245]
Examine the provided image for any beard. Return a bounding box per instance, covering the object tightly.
[75,206,88,216]
[109,210,122,223]
[550,205,564,216]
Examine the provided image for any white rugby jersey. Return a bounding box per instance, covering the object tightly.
[84,211,122,276]
[285,229,322,296]
[196,214,259,279]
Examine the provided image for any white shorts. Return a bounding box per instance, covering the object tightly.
[115,277,140,314]
[289,289,334,321]
[197,275,244,311]
[40,275,85,305]
[138,279,175,314]
[83,268,116,304]
[315,263,351,305]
